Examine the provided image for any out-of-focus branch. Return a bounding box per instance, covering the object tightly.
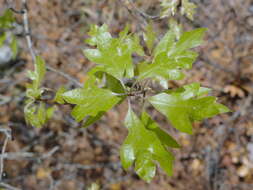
[7,0,82,87]
[0,128,11,182]
[127,0,160,20]
[0,182,21,190]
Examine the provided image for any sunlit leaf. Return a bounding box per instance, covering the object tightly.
[138,28,206,84]
[120,108,175,182]
[84,25,143,79]
[149,83,230,134]
[62,83,122,122]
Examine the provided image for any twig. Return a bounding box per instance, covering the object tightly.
[1,152,35,160]
[0,128,11,182]
[1,146,59,161]
[46,65,82,87]
[0,182,21,190]
[127,0,160,20]
[4,0,24,14]
[21,0,36,63]
[112,89,147,97]
[118,0,147,29]
[0,128,20,190]
[40,146,59,159]
[0,95,11,106]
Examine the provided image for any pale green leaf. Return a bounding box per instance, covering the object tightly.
[154,29,176,57]
[24,101,55,128]
[85,24,112,47]
[37,102,47,126]
[143,22,156,53]
[160,0,180,18]
[0,9,15,29]
[168,18,182,40]
[181,0,197,20]
[35,56,46,87]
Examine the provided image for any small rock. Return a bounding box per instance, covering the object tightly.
[237,165,249,178]
[191,159,201,170]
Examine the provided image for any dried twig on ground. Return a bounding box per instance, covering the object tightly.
[0,127,11,182]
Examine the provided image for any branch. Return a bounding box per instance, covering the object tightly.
[0,127,21,190]
[0,128,11,182]
[0,182,21,190]
[127,0,160,20]
[21,0,36,63]
[46,65,82,87]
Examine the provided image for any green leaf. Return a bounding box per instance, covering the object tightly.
[160,0,180,18]
[37,102,47,126]
[0,33,6,47]
[82,111,105,128]
[154,28,176,58]
[143,22,156,53]
[10,35,18,59]
[35,56,46,87]
[94,71,125,94]
[24,102,39,127]
[46,106,56,119]
[25,56,46,99]
[85,24,112,47]
[27,56,46,90]
[0,9,15,29]
[137,61,185,82]
[159,0,196,20]
[24,101,55,128]
[168,18,182,40]
[137,28,206,83]
[104,73,125,93]
[167,28,207,57]
[141,112,180,148]
[84,25,143,79]
[54,86,67,104]
[120,108,174,182]
[181,0,197,20]
[148,83,230,134]
[62,84,121,122]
